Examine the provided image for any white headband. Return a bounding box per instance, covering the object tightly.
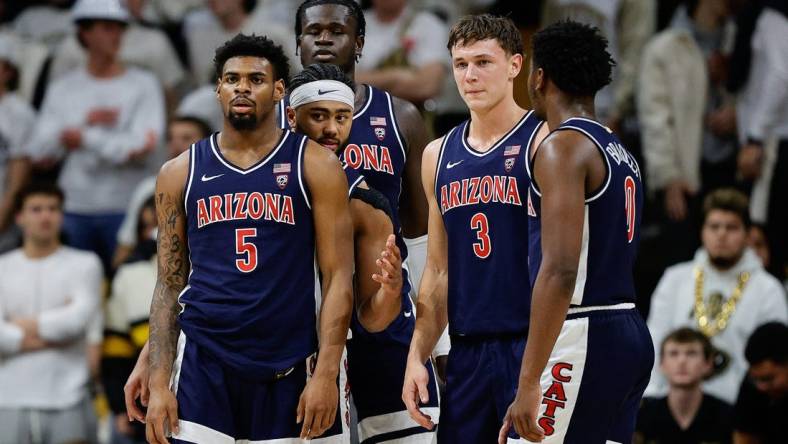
[289,80,355,110]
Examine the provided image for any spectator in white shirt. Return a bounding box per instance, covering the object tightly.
[0,34,35,254]
[356,0,448,105]
[26,0,165,272]
[0,182,103,444]
[48,0,186,113]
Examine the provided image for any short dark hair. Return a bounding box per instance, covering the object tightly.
[703,188,751,228]
[295,0,366,39]
[531,20,614,97]
[447,14,523,56]
[288,63,355,96]
[213,33,291,85]
[661,328,714,360]
[14,182,64,214]
[171,116,212,138]
[745,322,788,366]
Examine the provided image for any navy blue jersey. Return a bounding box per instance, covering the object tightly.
[435,111,543,337]
[179,130,318,379]
[527,117,644,308]
[279,86,409,261]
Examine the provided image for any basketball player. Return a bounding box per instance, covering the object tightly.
[403,15,548,443]
[286,63,440,443]
[498,20,653,443]
[144,34,353,444]
[290,0,434,319]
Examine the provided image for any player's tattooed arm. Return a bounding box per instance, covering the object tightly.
[146,151,190,444]
[403,136,448,430]
[392,97,429,238]
[300,140,354,439]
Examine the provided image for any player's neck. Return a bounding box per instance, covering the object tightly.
[23,238,61,259]
[667,385,704,429]
[467,96,526,146]
[220,115,282,154]
[353,82,366,111]
[545,96,595,131]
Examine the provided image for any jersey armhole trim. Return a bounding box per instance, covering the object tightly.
[183,142,196,216]
[524,120,545,183]
[555,125,612,203]
[385,91,408,162]
[347,170,365,197]
[353,85,374,119]
[432,127,455,200]
[297,135,312,209]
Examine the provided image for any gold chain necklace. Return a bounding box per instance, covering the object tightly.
[694,266,750,337]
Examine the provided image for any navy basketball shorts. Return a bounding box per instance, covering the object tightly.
[528,306,654,444]
[168,333,349,443]
[438,334,527,444]
[347,298,439,443]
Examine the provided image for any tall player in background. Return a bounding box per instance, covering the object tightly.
[289,0,434,325]
[499,20,653,443]
[285,63,440,443]
[144,34,353,444]
[404,15,548,443]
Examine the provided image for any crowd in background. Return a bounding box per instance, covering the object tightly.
[0,0,786,443]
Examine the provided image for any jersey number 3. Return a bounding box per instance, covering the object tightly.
[235,228,258,272]
[470,212,491,259]
[624,176,636,243]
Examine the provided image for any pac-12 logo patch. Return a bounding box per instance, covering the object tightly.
[273,163,291,190]
[504,157,515,172]
[374,127,386,141]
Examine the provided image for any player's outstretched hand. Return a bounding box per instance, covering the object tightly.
[372,234,402,295]
[145,386,179,444]
[297,373,338,439]
[124,343,151,423]
[499,381,544,443]
[402,357,435,430]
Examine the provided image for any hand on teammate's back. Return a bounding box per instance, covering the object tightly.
[402,357,435,430]
[297,373,339,439]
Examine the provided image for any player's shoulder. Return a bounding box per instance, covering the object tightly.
[157,148,191,191]
[303,137,342,173]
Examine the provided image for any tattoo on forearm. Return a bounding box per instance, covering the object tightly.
[149,192,189,378]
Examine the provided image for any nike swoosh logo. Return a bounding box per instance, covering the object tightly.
[201,173,224,182]
[446,160,463,169]
[404,311,412,318]
[318,89,338,95]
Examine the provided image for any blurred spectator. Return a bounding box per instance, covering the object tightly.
[638,0,737,263]
[733,322,788,444]
[0,182,102,444]
[542,0,656,127]
[0,34,35,253]
[49,0,186,113]
[103,196,157,444]
[12,0,74,52]
[176,83,223,132]
[356,0,448,106]
[181,0,295,85]
[645,189,788,404]
[748,223,770,269]
[26,0,165,272]
[113,116,210,267]
[732,3,788,281]
[636,328,733,444]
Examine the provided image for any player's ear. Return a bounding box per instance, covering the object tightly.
[354,35,365,61]
[286,107,297,131]
[509,53,523,80]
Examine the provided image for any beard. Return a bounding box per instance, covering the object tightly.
[228,111,259,131]
[708,251,744,270]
